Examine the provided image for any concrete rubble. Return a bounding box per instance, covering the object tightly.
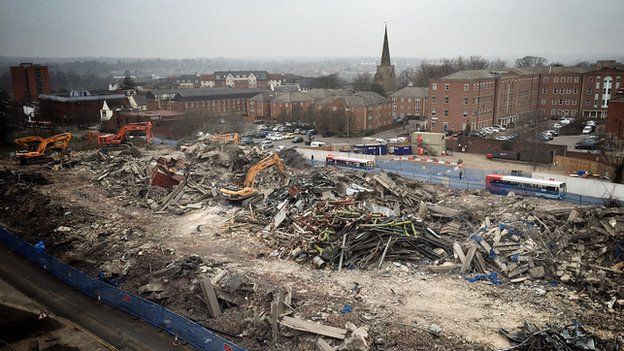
[0,134,623,351]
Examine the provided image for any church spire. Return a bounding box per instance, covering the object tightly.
[380,23,391,65]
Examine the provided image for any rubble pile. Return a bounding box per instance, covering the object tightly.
[500,320,622,351]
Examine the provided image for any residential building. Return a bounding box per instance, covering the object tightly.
[315,92,392,134]
[145,88,268,115]
[200,75,216,87]
[580,61,624,118]
[605,89,624,139]
[10,63,51,103]
[373,25,397,94]
[213,71,271,89]
[247,92,275,120]
[39,91,130,127]
[428,70,500,132]
[391,87,428,120]
[270,89,350,124]
[176,75,200,88]
[268,74,283,89]
[102,109,185,138]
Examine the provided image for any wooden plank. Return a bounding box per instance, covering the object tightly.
[453,242,466,265]
[271,289,284,343]
[200,277,221,317]
[316,338,335,351]
[280,316,347,340]
[460,245,477,274]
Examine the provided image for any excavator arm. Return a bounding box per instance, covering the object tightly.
[98,122,153,145]
[15,133,72,164]
[220,152,287,203]
[207,133,239,144]
[15,136,44,149]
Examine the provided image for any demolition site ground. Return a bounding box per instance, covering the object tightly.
[0,139,622,351]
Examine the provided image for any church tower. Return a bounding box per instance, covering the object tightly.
[373,24,397,94]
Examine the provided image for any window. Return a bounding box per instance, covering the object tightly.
[565,99,570,105]
[573,88,578,94]
[444,109,449,116]
[574,77,579,83]
[554,77,559,83]
[587,88,592,94]
[559,99,563,105]
[542,77,548,83]
[431,109,436,115]
[432,83,437,91]
[541,99,546,106]
[400,98,405,102]
[432,96,437,103]
[585,99,591,107]
[444,96,449,104]
[553,88,558,94]
[550,109,556,115]
[444,84,450,91]
[464,84,469,91]
[552,99,557,105]
[542,88,547,94]
[463,97,468,105]
[567,77,573,83]
[408,98,412,102]
[566,89,571,94]
[572,99,577,105]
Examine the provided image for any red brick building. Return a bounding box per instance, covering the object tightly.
[315,92,392,134]
[102,110,185,138]
[580,61,624,119]
[391,87,428,119]
[606,91,624,139]
[39,92,130,127]
[10,63,51,103]
[146,88,268,116]
[524,66,589,119]
[247,92,275,121]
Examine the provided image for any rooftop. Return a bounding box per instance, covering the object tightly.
[391,87,428,98]
[39,94,128,103]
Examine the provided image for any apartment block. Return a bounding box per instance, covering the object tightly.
[10,63,51,103]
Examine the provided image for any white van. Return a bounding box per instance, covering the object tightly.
[310,141,327,147]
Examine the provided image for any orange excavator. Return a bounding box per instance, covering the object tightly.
[15,132,72,164]
[220,152,287,205]
[207,133,239,144]
[96,122,153,147]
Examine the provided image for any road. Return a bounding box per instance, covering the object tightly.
[547,133,597,152]
[0,244,195,351]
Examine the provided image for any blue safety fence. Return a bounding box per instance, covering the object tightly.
[0,226,246,351]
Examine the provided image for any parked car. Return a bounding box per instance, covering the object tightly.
[269,134,284,141]
[575,139,598,150]
[310,141,326,147]
[553,123,563,129]
[321,131,335,137]
[396,136,408,143]
[582,125,594,134]
[257,125,269,131]
[495,135,509,141]
[546,129,559,136]
[540,132,553,141]
[586,120,596,127]
[260,140,274,148]
[560,119,571,125]
[306,129,318,136]
[292,136,304,143]
[493,125,507,131]
[294,128,305,134]
[468,131,485,138]
[375,138,387,145]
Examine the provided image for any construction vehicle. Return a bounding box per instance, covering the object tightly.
[207,133,239,144]
[96,122,153,147]
[15,132,72,164]
[220,152,286,205]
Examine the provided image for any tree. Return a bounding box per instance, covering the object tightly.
[311,74,345,89]
[352,73,373,91]
[575,61,592,68]
[489,58,508,70]
[515,111,549,170]
[397,68,415,89]
[369,83,386,97]
[515,56,548,68]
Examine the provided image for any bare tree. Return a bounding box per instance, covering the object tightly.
[397,68,416,88]
[312,74,345,89]
[515,111,549,170]
[352,73,373,91]
[489,58,508,70]
[515,56,548,68]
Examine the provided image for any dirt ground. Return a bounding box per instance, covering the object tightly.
[0,148,622,351]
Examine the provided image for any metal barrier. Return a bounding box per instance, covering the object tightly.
[0,226,246,351]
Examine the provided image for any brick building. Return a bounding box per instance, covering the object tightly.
[10,63,51,103]
[145,88,268,115]
[176,75,200,88]
[391,87,428,118]
[315,92,392,134]
[212,71,274,89]
[270,89,350,124]
[428,60,624,133]
[102,109,185,138]
[606,91,624,139]
[247,92,275,120]
[39,91,130,127]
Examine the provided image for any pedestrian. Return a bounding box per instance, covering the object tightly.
[459,170,463,180]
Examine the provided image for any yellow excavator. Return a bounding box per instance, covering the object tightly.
[220,152,286,205]
[207,133,240,144]
[15,133,73,164]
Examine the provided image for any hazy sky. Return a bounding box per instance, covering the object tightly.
[1,0,623,59]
